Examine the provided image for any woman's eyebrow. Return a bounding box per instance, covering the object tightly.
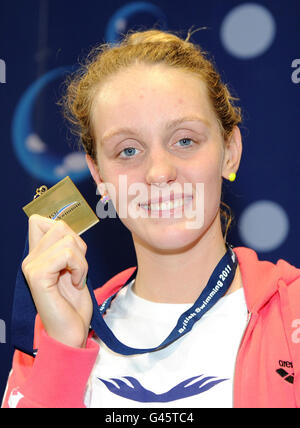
[165,116,211,130]
[101,116,210,145]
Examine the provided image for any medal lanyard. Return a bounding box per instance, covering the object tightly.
[87,243,238,355]
[12,240,237,357]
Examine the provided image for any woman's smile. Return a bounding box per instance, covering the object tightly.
[138,194,194,218]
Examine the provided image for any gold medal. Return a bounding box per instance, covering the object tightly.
[23,176,99,235]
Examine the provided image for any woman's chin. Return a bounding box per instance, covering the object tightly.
[134,222,204,253]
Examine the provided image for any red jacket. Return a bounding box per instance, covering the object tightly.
[2,246,300,408]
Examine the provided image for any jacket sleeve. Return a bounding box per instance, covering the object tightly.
[1,329,99,408]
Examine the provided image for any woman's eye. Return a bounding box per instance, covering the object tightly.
[119,147,140,158]
[175,138,195,148]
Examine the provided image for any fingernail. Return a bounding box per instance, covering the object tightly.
[79,277,86,290]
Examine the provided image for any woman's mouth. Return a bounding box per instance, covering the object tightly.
[138,195,193,217]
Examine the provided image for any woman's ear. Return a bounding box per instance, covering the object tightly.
[222,126,243,179]
[85,154,106,194]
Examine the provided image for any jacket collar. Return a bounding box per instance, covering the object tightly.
[96,246,300,316]
[233,246,300,314]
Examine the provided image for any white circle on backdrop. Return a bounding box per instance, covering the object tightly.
[115,18,127,32]
[54,152,87,177]
[220,3,276,59]
[238,200,289,251]
[26,133,47,153]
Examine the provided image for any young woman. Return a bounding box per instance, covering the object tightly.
[2,29,300,408]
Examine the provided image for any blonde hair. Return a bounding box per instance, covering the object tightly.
[62,28,242,240]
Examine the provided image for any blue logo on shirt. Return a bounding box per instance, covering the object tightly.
[98,375,228,403]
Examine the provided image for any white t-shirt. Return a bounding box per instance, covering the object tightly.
[85,279,249,408]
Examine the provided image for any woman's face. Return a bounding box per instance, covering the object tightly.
[88,63,241,252]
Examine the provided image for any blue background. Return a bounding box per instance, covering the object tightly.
[0,0,299,401]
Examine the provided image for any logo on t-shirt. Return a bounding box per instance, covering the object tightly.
[98,374,228,403]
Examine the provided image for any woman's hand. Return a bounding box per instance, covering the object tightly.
[22,214,93,348]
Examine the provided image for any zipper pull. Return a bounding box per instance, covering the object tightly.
[247,311,252,325]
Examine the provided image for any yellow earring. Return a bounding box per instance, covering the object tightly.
[228,172,236,182]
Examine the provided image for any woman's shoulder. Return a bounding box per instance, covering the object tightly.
[233,245,300,311]
[93,266,137,304]
[233,245,299,277]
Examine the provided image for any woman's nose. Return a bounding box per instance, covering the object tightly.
[145,148,177,186]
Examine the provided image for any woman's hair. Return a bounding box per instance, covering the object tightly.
[62,28,242,240]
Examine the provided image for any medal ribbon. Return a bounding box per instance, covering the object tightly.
[87,243,237,355]
[11,240,237,356]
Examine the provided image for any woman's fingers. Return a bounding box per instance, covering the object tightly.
[28,214,57,252]
[28,214,87,257]
[22,233,88,291]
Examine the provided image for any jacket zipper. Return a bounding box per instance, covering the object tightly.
[232,311,252,407]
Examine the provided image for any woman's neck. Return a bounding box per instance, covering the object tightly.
[131,221,242,304]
